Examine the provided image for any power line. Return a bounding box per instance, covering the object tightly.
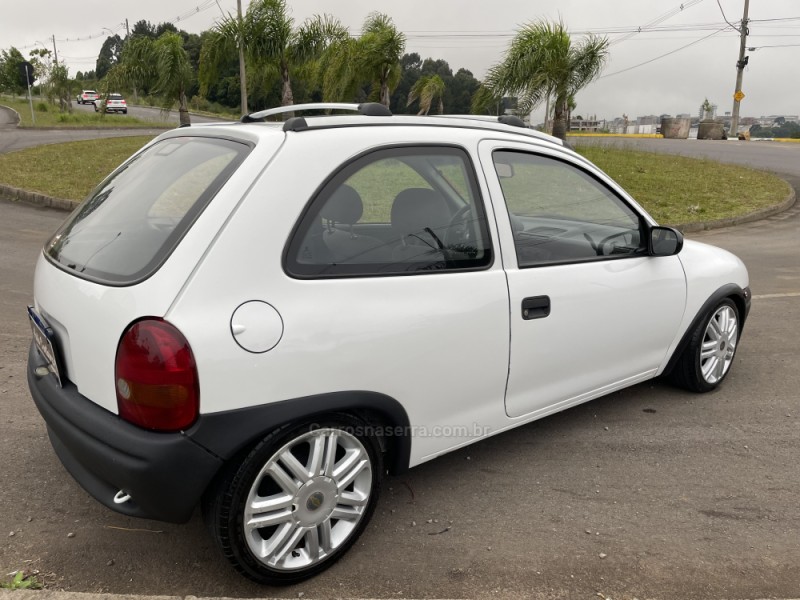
[610,0,706,45]
[715,0,741,31]
[12,0,221,51]
[599,27,729,79]
[749,43,800,49]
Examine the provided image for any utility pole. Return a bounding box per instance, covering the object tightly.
[730,0,750,138]
[125,18,138,102]
[237,0,248,115]
[51,34,59,66]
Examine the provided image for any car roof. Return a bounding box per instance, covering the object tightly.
[184,102,564,150]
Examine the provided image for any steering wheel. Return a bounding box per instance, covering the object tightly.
[444,204,473,248]
[584,231,633,256]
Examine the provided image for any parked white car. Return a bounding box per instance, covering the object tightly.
[27,103,750,585]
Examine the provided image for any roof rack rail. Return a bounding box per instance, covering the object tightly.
[497,115,527,128]
[242,102,391,123]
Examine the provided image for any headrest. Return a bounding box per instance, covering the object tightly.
[390,188,450,237]
[320,184,363,225]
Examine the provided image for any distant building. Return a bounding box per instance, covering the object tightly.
[569,117,606,132]
[758,115,800,126]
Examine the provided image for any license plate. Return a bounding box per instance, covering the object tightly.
[27,306,62,387]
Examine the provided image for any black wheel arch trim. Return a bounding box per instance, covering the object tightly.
[188,391,412,475]
[663,283,751,376]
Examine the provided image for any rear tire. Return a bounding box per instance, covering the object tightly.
[204,415,382,585]
[671,298,740,392]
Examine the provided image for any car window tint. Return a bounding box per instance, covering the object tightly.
[286,146,493,277]
[493,150,643,267]
[45,137,250,284]
[346,158,431,223]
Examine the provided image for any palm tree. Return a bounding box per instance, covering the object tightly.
[109,32,193,125]
[472,20,608,142]
[206,0,347,113]
[358,13,405,107]
[319,12,405,107]
[152,32,194,126]
[407,74,445,115]
[118,35,157,97]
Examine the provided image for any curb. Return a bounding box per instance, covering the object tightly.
[0,104,21,127]
[0,183,77,211]
[670,182,796,233]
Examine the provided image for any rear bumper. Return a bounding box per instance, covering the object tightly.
[27,343,223,523]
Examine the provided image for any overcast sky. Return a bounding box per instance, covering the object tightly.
[2,0,798,121]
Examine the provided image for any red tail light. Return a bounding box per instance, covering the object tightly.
[115,318,199,431]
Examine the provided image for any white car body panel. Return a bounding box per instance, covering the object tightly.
[661,239,750,371]
[475,139,687,418]
[31,118,749,466]
[31,130,285,413]
[167,126,512,465]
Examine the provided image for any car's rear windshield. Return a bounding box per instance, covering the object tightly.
[45,136,250,285]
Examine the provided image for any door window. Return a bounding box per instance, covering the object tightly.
[493,150,644,267]
[286,147,493,277]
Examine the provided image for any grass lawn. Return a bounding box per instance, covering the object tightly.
[1,96,165,129]
[575,144,791,223]
[0,137,154,200]
[0,135,791,226]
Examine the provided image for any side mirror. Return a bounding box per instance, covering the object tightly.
[649,226,683,256]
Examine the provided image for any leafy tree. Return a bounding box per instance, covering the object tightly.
[449,68,480,114]
[198,31,241,108]
[390,52,422,111]
[390,54,479,115]
[156,22,179,37]
[0,47,36,95]
[131,20,157,38]
[420,57,451,79]
[407,74,445,114]
[473,20,608,141]
[96,34,123,79]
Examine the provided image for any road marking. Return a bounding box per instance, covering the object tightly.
[753,292,800,299]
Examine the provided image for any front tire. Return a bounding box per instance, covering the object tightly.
[205,415,382,585]
[671,299,740,392]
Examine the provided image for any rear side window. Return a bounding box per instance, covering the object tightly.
[286,146,493,277]
[45,136,250,284]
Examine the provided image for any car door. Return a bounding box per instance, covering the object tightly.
[478,140,687,418]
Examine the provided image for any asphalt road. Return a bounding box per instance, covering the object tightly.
[0,103,231,155]
[0,137,798,599]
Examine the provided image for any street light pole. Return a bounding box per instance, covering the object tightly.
[730,0,750,138]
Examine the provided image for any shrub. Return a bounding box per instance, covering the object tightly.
[36,102,48,112]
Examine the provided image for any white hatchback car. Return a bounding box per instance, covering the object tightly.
[27,103,750,585]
